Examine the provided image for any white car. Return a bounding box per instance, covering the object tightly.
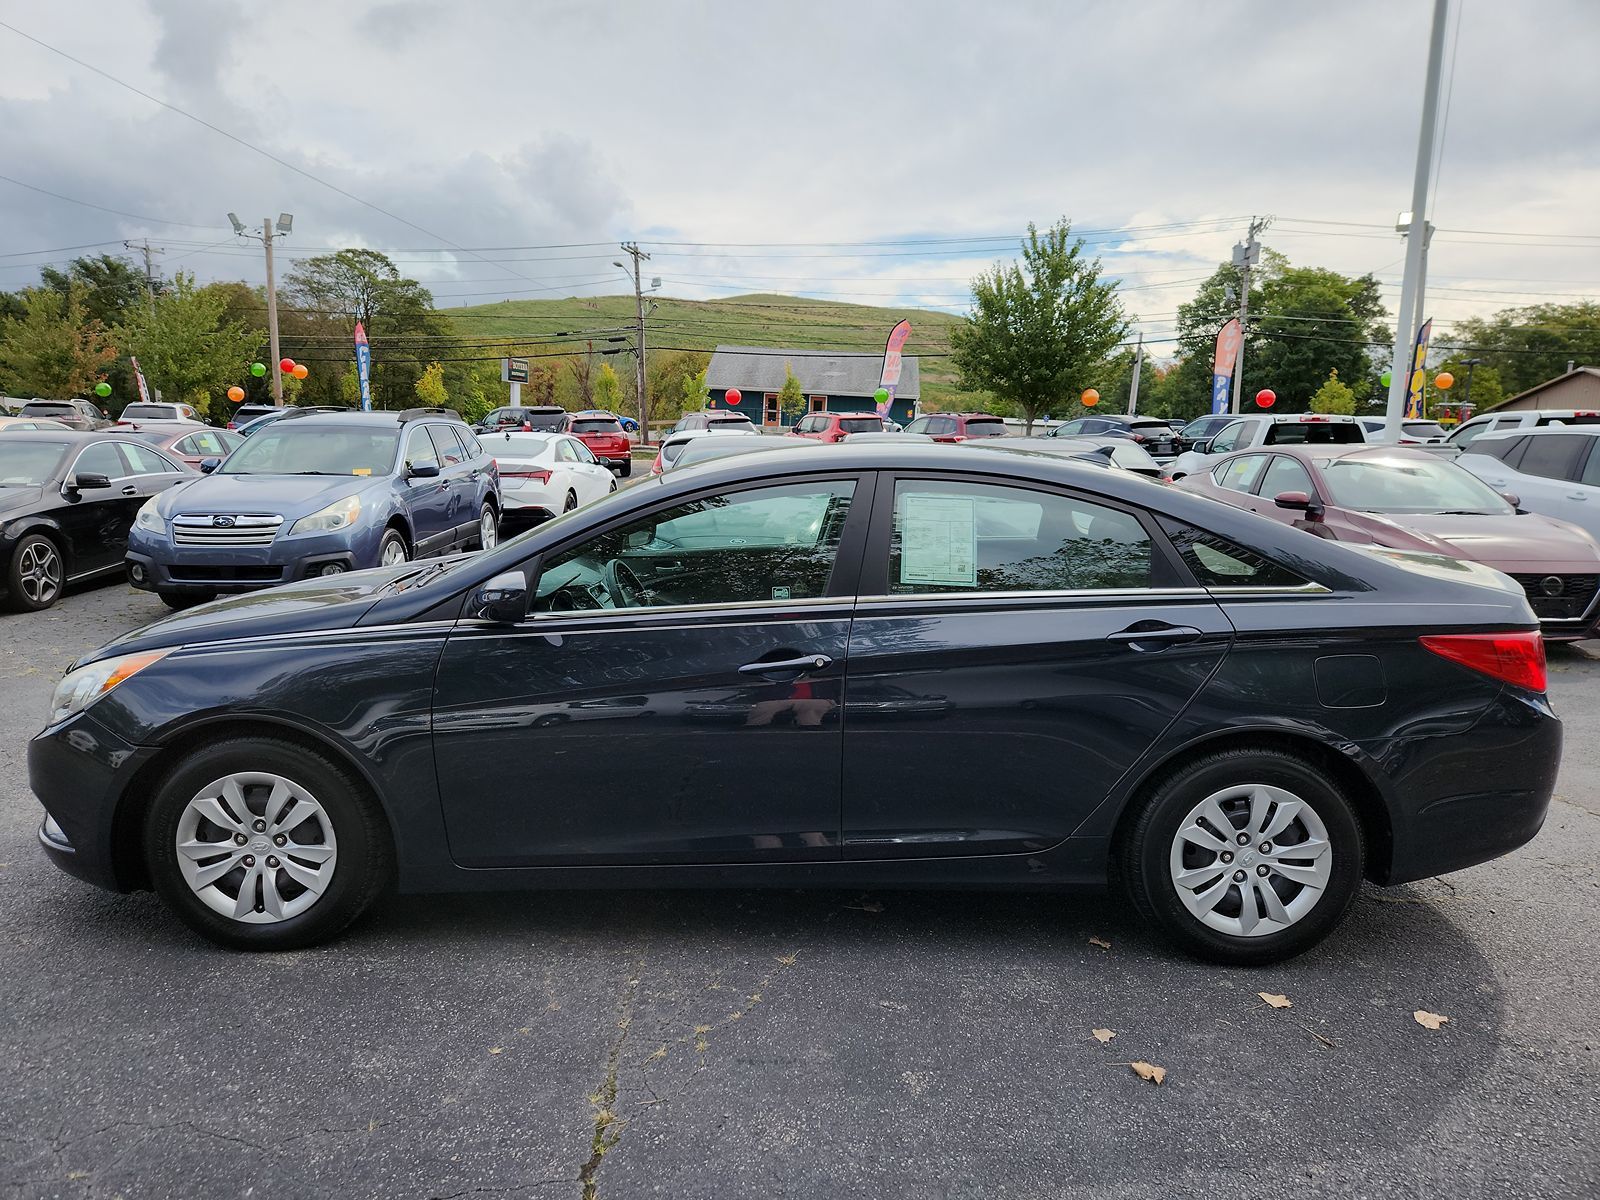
[476,431,615,522]
[116,401,203,425]
[1359,417,1449,444]
[1457,426,1600,545]
[651,426,761,474]
[1166,413,1366,479]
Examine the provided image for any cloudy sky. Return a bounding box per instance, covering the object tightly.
[1,0,1597,350]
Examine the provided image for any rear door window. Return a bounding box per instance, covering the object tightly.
[427,424,467,466]
[1265,421,1362,446]
[1161,521,1310,589]
[1516,434,1588,481]
[887,480,1152,594]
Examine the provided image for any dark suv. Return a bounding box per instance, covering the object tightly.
[478,406,568,433]
[125,408,501,607]
[1050,414,1181,461]
[903,412,1009,442]
[19,399,112,431]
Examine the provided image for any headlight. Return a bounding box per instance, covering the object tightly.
[134,497,164,532]
[290,494,362,535]
[49,649,171,726]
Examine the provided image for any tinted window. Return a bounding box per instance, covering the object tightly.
[525,410,567,432]
[1517,434,1587,481]
[962,419,1007,438]
[427,424,467,466]
[839,417,882,433]
[74,442,125,479]
[1263,421,1362,445]
[1260,455,1315,498]
[1209,421,1249,452]
[1216,455,1269,493]
[402,426,440,471]
[117,442,179,475]
[571,418,622,434]
[887,480,1151,595]
[21,403,74,417]
[535,480,856,611]
[1162,522,1310,589]
[1471,436,1527,466]
[121,404,174,420]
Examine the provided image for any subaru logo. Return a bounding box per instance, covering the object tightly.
[212,515,236,528]
[1540,575,1564,597]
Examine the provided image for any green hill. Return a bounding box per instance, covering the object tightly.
[437,292,983,410]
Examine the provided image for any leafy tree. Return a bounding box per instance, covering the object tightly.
[115,273,263,419]
[339,363,362,408]
[1433,355,1504,412]
[525,361,558,406]
[647,349,711,421]
[0,284,118,399]
[1309,369,1356,414]
[594,362,623,410]
[567,343,596,408]
[1449,302,1600,396]
[950,219,1130,432]
[778,362,806,423]
[415,361,448,407]
[41,254,154,328]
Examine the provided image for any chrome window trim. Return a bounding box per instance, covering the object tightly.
[1203,582,1334,597]
[522,593,847,622]
[856,587,1209,606]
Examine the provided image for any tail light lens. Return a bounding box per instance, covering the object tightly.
[651,453,664,475]
[1420,631,1546,692]
[500,467,551,483]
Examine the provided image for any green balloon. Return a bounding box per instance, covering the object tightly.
[250,361,267,377]
[1380,371,1392,387]
[93,382,111,398]
[874,387,890,404]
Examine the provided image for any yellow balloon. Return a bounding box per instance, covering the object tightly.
[1433,371,1454,390]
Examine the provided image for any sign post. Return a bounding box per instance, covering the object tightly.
[353,322,372,412]
[502,357,529,408]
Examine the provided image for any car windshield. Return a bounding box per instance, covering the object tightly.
[524,412,566,431]
[21,403,73,415]
[1403,421,1448,439]
[963,419,1008,437]
[220,427,399,476]
[1318,454,1514,515]
[0,440,70,485]
[571,418,622,434]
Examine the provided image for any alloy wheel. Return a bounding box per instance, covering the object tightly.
[479,507,498,549]
[380,536,408,567]
[174,772,338,924]
[1168,783,1332,938]
[17,540,61,606]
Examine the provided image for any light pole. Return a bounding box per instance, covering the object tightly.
[1461,357,1483,409]
[229,212,293,403]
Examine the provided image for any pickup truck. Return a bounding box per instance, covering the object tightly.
[1165,414,1366,479]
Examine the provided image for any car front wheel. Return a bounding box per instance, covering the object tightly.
[378,527,410,568]
[1117,747,1364,965]
[143,736,393,950]
[6,532,64,611]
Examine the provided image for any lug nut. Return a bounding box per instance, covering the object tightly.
[242,855,255,867]
[273,834,287,847]
[1260,841,1273,853]
[266,856,279,869]
[1236,833,1249,846]
[252,819,267,832]
[1232,870,1247,882]
[234,833,248,846]
[1220,851,1234,864]
[1257,865,1270,877]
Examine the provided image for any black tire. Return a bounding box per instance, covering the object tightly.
[608,479,618,494]
[378,526,410,568]
[1116,747,1364,966]
[143,735,393,951]
[620,459,632,478]
[5,532,64,612]
[563,490,578,513]
[158,589,216,611]
[472,502,499,550]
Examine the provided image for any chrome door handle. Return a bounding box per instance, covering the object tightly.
[120,485,138,496]
[1106,624,1204,648]
[739,654,832,676]
[1567,493,1587,501]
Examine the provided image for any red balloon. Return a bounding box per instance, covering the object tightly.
[279,358,295,373]
[1255,389,1277,409]
[725,387,742,407]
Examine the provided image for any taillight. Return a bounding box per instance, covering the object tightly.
[651,453,664,475]
[501,467,552,483]
[1420,631,1546,692]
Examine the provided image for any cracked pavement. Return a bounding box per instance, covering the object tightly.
[1,582,1597,1198]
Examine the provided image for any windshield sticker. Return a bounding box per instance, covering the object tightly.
[352,468,372,476]
[900,494,978,587]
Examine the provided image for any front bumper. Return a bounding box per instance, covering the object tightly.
[126,525,378,594]
[30,712,159,892]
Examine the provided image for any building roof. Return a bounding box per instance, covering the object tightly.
[707,345,920,400]
[1490,366,1600,411]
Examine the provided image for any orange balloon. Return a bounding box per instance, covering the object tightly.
[1433,371,1454,390]
[292,363,309,380]
[1081,388,1100,407]
[226,385,245,403]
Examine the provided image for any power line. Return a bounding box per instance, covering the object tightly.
[0,172,229,231]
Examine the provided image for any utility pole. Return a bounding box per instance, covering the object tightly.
[1229,216,1268,414]
[1127,333,1144,415]
[616,242,652,442]
[1382,0,1450,442]
[123,239,164,312]
[228,212,293,404]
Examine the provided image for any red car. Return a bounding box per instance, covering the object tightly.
[122,423,243,468]
[567,410,632,476]
[1178,443,1600,640]
[903,412,1010,443]
[788,412,884,442]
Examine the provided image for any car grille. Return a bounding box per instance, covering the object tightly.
[166,565,285,583]
[172,514,284,547]
[1510,573,1600,622]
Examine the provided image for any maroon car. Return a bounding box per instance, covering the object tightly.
[121,423,242,469]
[1179,443,1600,640]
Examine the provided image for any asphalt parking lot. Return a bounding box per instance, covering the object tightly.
[2,582,1596,1200]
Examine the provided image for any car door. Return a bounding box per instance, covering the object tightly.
[398,423,452,553]
[426,424,474,542]
[562,436,612,503]
[1252,454,1322,532]
[1480,434,1591,525]
[841,474,1233,859]
[431,473,872,866]
[55,441,139,575]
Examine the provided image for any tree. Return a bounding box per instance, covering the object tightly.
[950,219,1130,431]
[0,284,118,399]
[415,361,448,407]
[647,349,711,421]
[1450,302,1600,396]
[1309,369,1356,414]
[778,362,806,423]
[682,367,709,411]
[1433,356,1504,412]
[115,273,263,418]
[567,343,596,408]
[594,362,623,410]
[41,254,155,328]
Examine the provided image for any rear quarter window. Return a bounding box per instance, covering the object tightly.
[1161,521,1311,589]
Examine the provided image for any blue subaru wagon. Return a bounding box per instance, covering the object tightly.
[126,408,500,608]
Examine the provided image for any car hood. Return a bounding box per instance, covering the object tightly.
[0,486,45,515]
[81,561,431,665]
[1348,510,1600,570]
[154,472,375,518]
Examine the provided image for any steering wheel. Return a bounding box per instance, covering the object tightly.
[602,559,646,608]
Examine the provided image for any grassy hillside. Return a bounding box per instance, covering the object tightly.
[437,292,988,411]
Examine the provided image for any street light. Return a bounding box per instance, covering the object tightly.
[1462,357,1483,409]
[226,212,245,236]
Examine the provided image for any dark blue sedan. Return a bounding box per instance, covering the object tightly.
[124,408,501,608]
[32,442,1559,962]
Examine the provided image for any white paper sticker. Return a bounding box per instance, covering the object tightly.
[899,494,978,587]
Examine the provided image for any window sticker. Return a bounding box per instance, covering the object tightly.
[899,494,978,587]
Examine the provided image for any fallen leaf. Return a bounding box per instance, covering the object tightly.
[1414,1009,1450,1030]
[488,1047,502,1055]
[1129,1061,1166,1085]
[1307,1029,1337,1049]
[1088,936,1112,950]
[1092,1028,1116,1043]
[775,952,799,966]
[846,898,885,913]
[1258,992,1293,1009]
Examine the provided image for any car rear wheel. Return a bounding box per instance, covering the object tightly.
[563,490,578,513]
[5,533,64,611]
[1117,747,1363,965]
[378,528,409,567]
[474,503,498,550]
[144,736,393,950]
[620,459,632,478]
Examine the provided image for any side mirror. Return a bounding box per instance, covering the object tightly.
[1500,492,1521,509]
[199,457,221,474]
[70,472,112,492]
[1194,438,1216,454]
[470,570,528,624]
[408,462,441,479]
[1273,490,1324,520]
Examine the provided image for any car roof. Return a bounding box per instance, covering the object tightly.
[1248,443,1437,464]
[1476,424,1600,438]
[0,428,130,442]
